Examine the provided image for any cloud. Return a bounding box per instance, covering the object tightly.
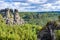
[0,2,36,12]
[0,0,39,12]
[39,0,60,11]
[0,0,60,12]
[27,0,48,4]
[0,2,8,9]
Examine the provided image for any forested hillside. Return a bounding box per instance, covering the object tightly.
[19,12,60,26]
[0,14,42,40]
[0,12,60,40]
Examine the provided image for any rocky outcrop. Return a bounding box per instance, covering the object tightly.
[0,8,25,25]
[5,8,13,24]
[37,21,60,40]
[13,9,24,24]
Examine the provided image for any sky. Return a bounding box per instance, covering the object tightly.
[0,0,60,12]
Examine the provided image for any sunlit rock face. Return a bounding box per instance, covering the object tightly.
[14,9,25,24]
[5,8,14,24]
[0,8,25,25]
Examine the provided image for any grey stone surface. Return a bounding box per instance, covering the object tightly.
[0,8,25,24]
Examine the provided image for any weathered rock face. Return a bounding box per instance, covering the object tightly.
[37,27,52,40]
[5,8,14,24]
[14,9,24,24]
[0,8,24,25]
[37,20,60,40]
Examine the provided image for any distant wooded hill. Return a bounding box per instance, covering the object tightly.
[0,9,60,26]
[19,12,60,26]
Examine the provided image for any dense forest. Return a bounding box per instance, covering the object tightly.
[19,12,60,26]
[0,12,60,40]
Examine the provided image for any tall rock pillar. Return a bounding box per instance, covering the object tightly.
[14,9,24,24]
[6,8,13,24]
[14,9,20,24]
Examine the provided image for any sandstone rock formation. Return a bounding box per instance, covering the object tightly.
[13,9,24,24]
[0,8,25,25]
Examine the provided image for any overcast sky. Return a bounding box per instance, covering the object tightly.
[0,0,60,12]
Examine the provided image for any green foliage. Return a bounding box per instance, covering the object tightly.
[0,12,60,40]
[19,12,59,26]
[55,30,60,40]
[0,14,43,40]
[0,24,42,40]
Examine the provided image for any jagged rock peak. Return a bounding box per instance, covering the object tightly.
[0,8,25,25]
